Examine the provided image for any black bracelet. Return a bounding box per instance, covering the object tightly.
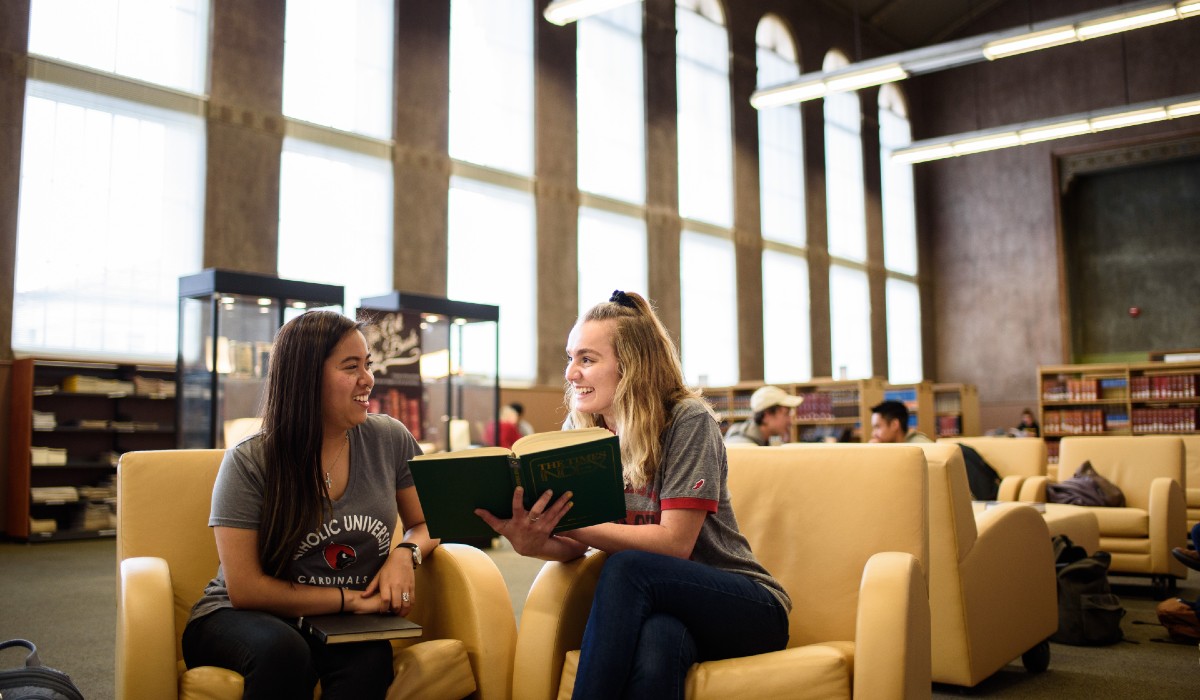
[338,587,344,613]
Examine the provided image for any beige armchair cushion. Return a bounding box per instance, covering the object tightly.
[514,444,932,700]
[939,436,1048,501]
[1183,435,1200,531]
[1052,436,1187,583]
[117,449,514,700]
[917,443,1057,688]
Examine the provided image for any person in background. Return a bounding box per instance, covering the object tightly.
[869,399,933,443]
[182,310,437,700]
[723,385,802,446]
[510,401,535,437]
[476,290,791,700]
[485,404,522,449]
[1015,408,1041,437]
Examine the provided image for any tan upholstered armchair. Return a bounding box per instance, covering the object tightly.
[939,436,1049,501]
[916,443,1057,687]
[1183,435,1200,532]
[1050,436,1187,597]
[513,444,932,700]
[116,449,517,700]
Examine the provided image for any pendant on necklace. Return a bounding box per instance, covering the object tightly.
[325,472,332,490]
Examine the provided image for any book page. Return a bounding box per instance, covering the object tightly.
[511,426,614,456]
[410,446,512,461]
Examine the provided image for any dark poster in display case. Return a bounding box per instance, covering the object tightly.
[361,311,424,441]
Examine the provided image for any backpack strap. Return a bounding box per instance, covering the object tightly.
[0,638,41,667]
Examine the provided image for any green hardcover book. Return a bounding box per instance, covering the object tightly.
[409,427,626,540]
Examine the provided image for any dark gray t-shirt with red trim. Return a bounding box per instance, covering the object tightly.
[584,397,791,612]
[187,414,420,623]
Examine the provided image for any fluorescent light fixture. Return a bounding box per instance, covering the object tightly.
[1075,5,1179,39]
[543,0,639,26]
[752,1,1200,109]
[892,92,1200,163]
[983,26,1077,59]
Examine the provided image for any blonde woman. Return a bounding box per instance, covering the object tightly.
[477,291,790,699]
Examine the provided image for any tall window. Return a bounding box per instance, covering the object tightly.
[824,50,870,378]
[15,1,209,361]
[447,0,536,382]
[282,0,394,139]
[681,232,737,387]
[279,0,394,312]
[879,85,922,382]
[677,0,737,386]
[576,3,647,316]
[757,15,810,382]
[449,0,534,176]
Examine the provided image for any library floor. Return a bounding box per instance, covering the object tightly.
[0,536,1197,700]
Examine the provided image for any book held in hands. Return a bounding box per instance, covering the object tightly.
[298,613,422,644]
[409,427,626,540]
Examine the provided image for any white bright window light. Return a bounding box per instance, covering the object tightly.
[752,0,1200,109]
[891,92,1200,164]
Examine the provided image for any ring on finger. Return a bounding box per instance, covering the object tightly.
[529,515,540,523]
[402,592,410,603]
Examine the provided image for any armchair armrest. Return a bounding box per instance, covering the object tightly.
[1148,477,1188,576]
[412,543,518,700]
[996,475,1024,501]
[1018,476,1048,502]
[511,550,608,700]
[959,505,1057,643]
[117,557,180,700]
[854,551,930,700]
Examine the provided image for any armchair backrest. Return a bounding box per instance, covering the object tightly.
[914,443,977,642]
[728,444,929,647]
[1183,435,1200,492]
[1056,436,1185,510]
[939,436,1047,479]
[117,449,225,659]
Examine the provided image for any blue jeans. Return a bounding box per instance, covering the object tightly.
[182,608,393,700]
[571,550,790,700]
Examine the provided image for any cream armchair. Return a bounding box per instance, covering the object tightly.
[1183,436,1200,532]
[116,449,517,700]
[513,444,932,700]
[916,443,1057,687]
[939,437,1049,501]
[1051,436,1187,597]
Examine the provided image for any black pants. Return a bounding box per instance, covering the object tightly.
[182,608,393,700]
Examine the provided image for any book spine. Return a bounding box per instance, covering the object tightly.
[509,456,531,509]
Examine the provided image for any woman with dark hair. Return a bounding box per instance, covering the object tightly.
[182,310,436,699]
[477,291,791,699]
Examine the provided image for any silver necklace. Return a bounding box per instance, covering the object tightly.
[325,434,348,491]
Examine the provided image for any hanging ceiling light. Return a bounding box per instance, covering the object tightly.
[751,0,1200,109]
[543,0,641,26]
[890,92,1200,164]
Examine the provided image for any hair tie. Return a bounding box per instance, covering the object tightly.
[609,290,636,309]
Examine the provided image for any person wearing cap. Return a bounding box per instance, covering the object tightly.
[723,385,803,446]
[869,399,933,443]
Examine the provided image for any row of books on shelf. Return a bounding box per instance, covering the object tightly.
[30,479,116,505]
[936,415,963,437]
[368,387,423,441]
[32,411,162,432]
[45,374,177,397]
[934,394,963,413]
[794,391,861,421]
[31,447,123,467]
[1041,377,1128,402]
[1130,374,1197,400]
[1130,407,1199,433]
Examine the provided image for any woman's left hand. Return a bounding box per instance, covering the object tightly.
[363,548,417,615]
[476,486,575,557]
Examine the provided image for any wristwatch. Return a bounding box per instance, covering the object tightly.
[395,542,422,567]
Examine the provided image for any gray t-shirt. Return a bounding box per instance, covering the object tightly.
[188,414,421,622]
[575,398,791,612]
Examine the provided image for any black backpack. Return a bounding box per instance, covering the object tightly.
[0,638,85,700]
[958,444,1000,501]
[1049,535,1125,645]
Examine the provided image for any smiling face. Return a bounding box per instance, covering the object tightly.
[565,319,621,428]
[321,329,375,435]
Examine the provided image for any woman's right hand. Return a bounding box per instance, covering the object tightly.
[475,486,577,557]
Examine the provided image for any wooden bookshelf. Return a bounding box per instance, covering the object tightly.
[6,358,177,541]
[1038,360,1200,463]
[707,378,887,443]
[932,383,980,437]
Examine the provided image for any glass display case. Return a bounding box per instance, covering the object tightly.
[177,269,344,448]
[357,292,499,454]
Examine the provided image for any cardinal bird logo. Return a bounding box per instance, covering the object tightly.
[323,543,357,571]
[692,478,705,490]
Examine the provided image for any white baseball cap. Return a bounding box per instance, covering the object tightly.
[750,385,803,413]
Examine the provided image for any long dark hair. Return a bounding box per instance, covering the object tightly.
[257,309,361,577]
